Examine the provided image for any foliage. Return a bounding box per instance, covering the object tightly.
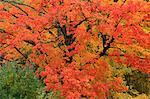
[0,62,63,99]
[0,0,149,98]
[0,62,42,99]
[113,93,149,99]
[124,70,150,96]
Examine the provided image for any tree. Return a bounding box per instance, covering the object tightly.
[0,0,149,98]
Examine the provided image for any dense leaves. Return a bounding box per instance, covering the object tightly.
[0,0,149,98]
[0,62,42,99]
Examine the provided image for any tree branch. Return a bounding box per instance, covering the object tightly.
[14,46,28,59]
[99,33,114,57]
[1,0,29,16]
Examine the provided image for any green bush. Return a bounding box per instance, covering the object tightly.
[0,62,43,99]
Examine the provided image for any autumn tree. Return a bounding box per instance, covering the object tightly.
[0,0,149,98]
